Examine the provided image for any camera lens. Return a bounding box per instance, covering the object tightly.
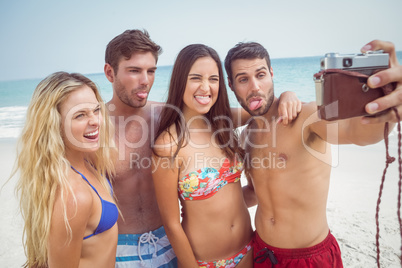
[343,58,353,68]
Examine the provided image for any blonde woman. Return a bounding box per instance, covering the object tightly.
[12,72,117,267]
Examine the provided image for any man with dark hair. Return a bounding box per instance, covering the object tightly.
[104,29,177,268]
[225,40,402,267]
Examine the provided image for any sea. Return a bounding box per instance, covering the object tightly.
[1,53,401,140]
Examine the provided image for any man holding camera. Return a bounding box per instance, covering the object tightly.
[224,40,402,267]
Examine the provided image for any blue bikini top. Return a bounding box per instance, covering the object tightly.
[71,166,118,240]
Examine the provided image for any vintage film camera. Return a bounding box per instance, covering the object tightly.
[314,51,390,120]
[320,51,389,75]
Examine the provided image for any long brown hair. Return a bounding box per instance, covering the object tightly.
[154,44,243,161]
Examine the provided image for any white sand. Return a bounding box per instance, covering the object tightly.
[1,133,401,267]
[327,130,402,268]
[0,140,25,267]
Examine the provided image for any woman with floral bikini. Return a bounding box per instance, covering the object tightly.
[152,44,300,268]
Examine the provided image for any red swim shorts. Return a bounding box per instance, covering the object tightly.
[253,231,343,268]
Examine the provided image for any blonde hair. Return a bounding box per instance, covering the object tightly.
[12,72,116,268]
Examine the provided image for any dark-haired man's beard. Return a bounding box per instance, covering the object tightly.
[235,85,274,117]
[258,93,274,116]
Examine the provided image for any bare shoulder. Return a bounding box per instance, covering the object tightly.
[48,170,93,255]
[153,124,179,158]
[54,170,93,221]
[292,101,323,130]
[298,102,319,121]
[297,101,336,143]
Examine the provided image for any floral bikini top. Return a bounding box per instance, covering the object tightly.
[178,158,244,201]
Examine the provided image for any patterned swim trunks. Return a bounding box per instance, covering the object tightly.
[115,226,177,268]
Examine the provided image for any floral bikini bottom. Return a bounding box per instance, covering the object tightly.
[197,240,252,268]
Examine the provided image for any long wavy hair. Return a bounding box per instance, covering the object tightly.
[12,72,116,268]
[154,44,243,161]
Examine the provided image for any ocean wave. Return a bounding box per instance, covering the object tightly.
[0,106,27,138]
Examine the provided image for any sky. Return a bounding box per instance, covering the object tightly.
[0,0,401,81]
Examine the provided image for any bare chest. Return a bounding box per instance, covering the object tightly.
[113,117,155,181]
[244,121,316,183]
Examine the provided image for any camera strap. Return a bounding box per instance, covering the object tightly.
[375,87,402,268]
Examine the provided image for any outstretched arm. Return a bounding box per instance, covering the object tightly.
[336,116,391,146]
[362,40,402,124]
[307,102,391,146]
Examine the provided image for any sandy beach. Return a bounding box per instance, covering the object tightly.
[0,140,25,267]
[326,130,402,268]
[1,133,401,267]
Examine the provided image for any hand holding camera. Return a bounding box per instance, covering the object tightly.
[360,40,402,124]
[314,50,394,121]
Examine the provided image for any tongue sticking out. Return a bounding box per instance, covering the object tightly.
[137,92,148,99]
[195,96,210,105]
[249,100,262,111]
